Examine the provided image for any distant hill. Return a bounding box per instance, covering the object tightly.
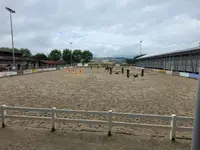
[112,55,135,59]
[93,56,131,64]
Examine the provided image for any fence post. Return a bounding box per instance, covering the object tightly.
[108,110,112,136]
[170,114,177,141]
[51,107,56,132]
[1,105,7,128]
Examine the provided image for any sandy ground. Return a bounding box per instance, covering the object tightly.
[0,127,191,150]
[0,68,197,149]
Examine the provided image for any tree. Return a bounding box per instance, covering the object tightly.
[48,49,62,61]
[62,49,72,64]
[19,48,32,57]
[72,49,82,63]
[82,50,93,63]
[34,53,48,60]
[0,47,19,52]
[14,48,19,52]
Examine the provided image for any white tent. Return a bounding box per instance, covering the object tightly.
[84,64,88,67]
[77,63,83,67]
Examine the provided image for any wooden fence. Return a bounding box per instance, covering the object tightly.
[0,105,193,141]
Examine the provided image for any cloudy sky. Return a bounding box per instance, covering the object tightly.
[0,0,200,57]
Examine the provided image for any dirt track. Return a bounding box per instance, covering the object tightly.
[0,127,191,150]
[0,68,197,149]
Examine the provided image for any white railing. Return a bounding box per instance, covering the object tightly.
[0,105,193,141]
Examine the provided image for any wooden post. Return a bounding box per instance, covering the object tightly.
[1,105,7,128]
[127,69,130,78]
[170,114,177,141]
[51,107,56,132]
[122,68,124,74]
[108,110,112,136]
[110,68,112,75]
[141,69,144,77]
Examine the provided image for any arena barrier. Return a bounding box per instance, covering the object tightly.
[0,71,17,78]
[23,68,56,74]
[0,68,58,78]
[189,73,199,79]
[180,72,190,78]
[152,69,160,72]
[159,70,166,74]
[0,105,193,141]
[172,71,180,76]
[23,69,33,74]
[32,69,37,73]
[43,68,56,71]
[166,71,172,75]
[37,69,43,72]
[139,67,199,80]
[135,67,144,70]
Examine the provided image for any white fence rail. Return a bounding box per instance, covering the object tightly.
[0,105,194,141]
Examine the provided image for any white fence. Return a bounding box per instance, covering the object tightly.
[0,105,193,141]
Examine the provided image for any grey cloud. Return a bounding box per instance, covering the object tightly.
[0,0,199,57]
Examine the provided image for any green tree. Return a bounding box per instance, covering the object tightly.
[82,50,93,63]
[34,53,48,60]
[49,49,62,61]
[19,48,32,57]
[62,49,72,64]
[0,47,19,52]
[72,49,82,63]
[14,48,19,52]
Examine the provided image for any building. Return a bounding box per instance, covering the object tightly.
[136,46,200,73]
[39,60,65,68]
[0,50,39,71]
[0,50,65,71]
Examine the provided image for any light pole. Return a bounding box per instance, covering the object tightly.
[5,7,16,70]
[191,68,200,150]
[140,40,142,55]
[70,42,72,67]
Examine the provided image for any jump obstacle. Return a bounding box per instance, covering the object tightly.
[66,67,89,75]
[106,66,144,78]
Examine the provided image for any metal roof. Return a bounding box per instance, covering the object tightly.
[137,46,200,59]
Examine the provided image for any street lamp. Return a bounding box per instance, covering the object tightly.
[5,7,16,70]
[140,40,142,55]
[70,42,72,67]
